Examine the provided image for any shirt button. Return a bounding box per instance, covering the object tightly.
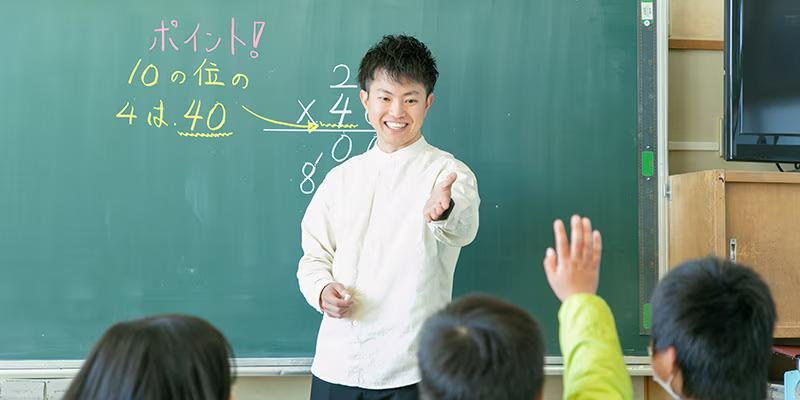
[351,320,359,327]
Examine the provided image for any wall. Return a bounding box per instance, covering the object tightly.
[669,0,722,40]
[0,375,647,399]
[230,375,648,400]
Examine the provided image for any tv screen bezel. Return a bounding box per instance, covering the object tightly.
[724,0,800,163]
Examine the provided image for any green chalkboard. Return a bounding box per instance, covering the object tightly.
[0,0,649,359]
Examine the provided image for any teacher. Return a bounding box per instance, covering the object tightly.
[297,34,480,400]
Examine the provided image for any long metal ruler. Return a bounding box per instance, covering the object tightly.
[637,0,660,335]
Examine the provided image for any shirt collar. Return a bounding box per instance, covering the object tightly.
[370,135,429,162]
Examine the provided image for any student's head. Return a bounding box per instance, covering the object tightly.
[63,314,234,400]
[417,294,545,400]
[650,257,776,400]
[358,34,439,153]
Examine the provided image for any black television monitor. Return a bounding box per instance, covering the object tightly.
[725,0,800,163]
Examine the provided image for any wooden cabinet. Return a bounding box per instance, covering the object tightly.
[669,169,800,337]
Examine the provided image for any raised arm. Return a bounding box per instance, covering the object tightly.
[543,215,632,400]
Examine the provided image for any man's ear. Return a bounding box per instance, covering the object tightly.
[425,92,434,110]
[359,89,369,109]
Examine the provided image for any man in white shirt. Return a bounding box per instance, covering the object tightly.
[297,35,480,400]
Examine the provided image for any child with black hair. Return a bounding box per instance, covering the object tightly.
[649,257,776,400]
[417,294,546,399]
[63,314,234,400]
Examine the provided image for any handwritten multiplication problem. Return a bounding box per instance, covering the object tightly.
[237,63,377,194]
[296,64,377,194]
[251,63,376,195]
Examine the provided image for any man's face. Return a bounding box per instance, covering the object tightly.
[359,69,434,153]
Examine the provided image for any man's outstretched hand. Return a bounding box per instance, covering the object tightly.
[424,172,457,223]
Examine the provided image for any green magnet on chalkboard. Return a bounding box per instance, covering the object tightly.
[643,302,652,330]
[642,151,654,177]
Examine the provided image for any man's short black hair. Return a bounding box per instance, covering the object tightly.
[417,294,545,400]
[651,257,776,400]
[358,34,439,95]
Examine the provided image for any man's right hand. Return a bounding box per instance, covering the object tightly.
[319,282,354,318]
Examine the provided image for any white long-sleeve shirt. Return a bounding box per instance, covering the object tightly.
[297,136,480,389]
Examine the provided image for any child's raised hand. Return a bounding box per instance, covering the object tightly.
[543,215,602,302]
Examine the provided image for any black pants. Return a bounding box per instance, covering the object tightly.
[310,375,420,400]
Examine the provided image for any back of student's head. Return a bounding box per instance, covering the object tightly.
[651,257,776,400]
[63,314,234,400]
[417,294,545,400]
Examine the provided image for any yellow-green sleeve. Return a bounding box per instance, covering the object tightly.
[559,293,633,400]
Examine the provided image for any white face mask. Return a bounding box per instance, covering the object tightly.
[653,371,681,400]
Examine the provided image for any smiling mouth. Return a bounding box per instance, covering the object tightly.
[384,121,409,130]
